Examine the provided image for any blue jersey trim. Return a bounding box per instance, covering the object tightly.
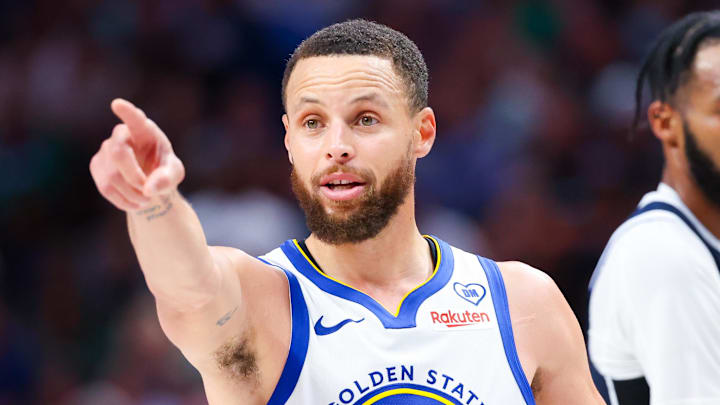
[259,258,310,405]
[630,202,720,271]
[280,236,454,329]
[478,256,536,405]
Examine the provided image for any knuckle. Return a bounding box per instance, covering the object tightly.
[112,123,127,135]
[109,171,124,184]
[110,143,127,160]
[98,182,114,195]
[101,139,112,151]
[89,154,98,172]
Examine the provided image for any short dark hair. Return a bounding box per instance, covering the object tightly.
[633,11,720,133]
[281,19,428,114]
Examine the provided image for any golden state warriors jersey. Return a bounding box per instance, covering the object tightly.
[258,236,535,405]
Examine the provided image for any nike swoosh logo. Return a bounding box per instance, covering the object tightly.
[314,316,365,336]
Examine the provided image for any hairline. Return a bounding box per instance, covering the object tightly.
[670,38,720,111]
[283,54,421,116]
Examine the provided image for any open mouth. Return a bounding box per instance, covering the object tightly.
[324,179,365,190]
[319,174,367,201]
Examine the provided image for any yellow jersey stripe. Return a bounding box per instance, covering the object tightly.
[362,388,455,405]
[291,235,441,318]
[393,235,441,316]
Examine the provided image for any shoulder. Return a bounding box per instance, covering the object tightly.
[493,260,573,344]
[598,212,716,287]
[210,245,289,284]
[494,261,601,400]
[606,211,702,261]
[495,261,561,311]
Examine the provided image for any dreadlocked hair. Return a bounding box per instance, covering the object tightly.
[633,11,720,136]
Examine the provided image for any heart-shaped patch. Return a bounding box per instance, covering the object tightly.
[453,282,486,306]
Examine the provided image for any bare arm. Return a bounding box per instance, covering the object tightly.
[90,99,226,309]
[128,190,221,308]
[500,261,606,405]
[89,100,290,380]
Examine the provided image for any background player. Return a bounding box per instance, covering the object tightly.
[588,10,720,405]
[90,20,604,404]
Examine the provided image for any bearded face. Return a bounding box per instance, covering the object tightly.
[291,151,415,245]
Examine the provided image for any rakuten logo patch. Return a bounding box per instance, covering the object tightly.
[430,310,491,328]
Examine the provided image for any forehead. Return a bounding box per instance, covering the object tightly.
[285,55,406,111]
[688,42,720,96]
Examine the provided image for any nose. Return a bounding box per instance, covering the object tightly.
[325,121,355,164]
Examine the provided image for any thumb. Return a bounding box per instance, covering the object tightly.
[143,155,185,196]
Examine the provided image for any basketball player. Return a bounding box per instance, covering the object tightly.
[90,20,604,404]
[588,11,720,405]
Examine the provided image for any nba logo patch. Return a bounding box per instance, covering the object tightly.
[453,282,486,306]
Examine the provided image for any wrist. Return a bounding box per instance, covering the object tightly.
[134,189,178,221]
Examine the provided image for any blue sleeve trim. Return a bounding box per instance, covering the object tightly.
[259,258,310,405]
[477,256,536,405]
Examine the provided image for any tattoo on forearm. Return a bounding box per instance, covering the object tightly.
[216,306,238,326]
[137,195,174,222]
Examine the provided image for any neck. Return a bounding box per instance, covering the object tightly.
[304,197,434,308]
[662,167,720,239]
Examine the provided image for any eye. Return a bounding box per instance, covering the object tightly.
[359,116,378,126]
[304,119,319,129]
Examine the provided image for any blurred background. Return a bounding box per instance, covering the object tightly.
[0,0,716,403]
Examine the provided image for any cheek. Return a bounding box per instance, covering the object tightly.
[288,136,322,167]
[692,116,720,160]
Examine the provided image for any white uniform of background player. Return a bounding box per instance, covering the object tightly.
[588,184,720,404]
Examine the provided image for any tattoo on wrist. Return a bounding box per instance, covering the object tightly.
[136,195,174,222]
[216,306,238,326]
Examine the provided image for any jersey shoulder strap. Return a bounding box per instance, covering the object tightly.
[630,201,720,271]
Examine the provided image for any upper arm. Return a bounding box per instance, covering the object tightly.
[501,262,605,404]
[154,246,290,369]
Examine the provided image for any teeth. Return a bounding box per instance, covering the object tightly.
[329,180,353,185]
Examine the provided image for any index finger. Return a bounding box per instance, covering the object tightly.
[111,98,153,140]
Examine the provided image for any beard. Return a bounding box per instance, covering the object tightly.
[290,154,415,245]
[684,121,720,208]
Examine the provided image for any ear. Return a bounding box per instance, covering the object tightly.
[648,100,682,149]
[413,107,436,158]
[283,114,293,165]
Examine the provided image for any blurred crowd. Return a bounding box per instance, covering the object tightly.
[1,0,715,403]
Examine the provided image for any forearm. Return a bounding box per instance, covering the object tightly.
[128,189,219,308]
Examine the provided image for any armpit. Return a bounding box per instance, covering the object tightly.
[531,368,543,396]
[214,332,260,384]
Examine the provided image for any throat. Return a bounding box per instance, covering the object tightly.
[296,236,439,315]
[297,237,438,275]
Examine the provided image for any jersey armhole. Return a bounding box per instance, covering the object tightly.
[477,256,536,405]
[258,257,310,405]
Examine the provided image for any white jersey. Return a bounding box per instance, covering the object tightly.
[588,183,720,405]
[259,236,534,405]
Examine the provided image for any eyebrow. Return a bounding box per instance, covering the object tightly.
[296,96,324,110]
[350,93,389,108]
[294,93,390,111]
